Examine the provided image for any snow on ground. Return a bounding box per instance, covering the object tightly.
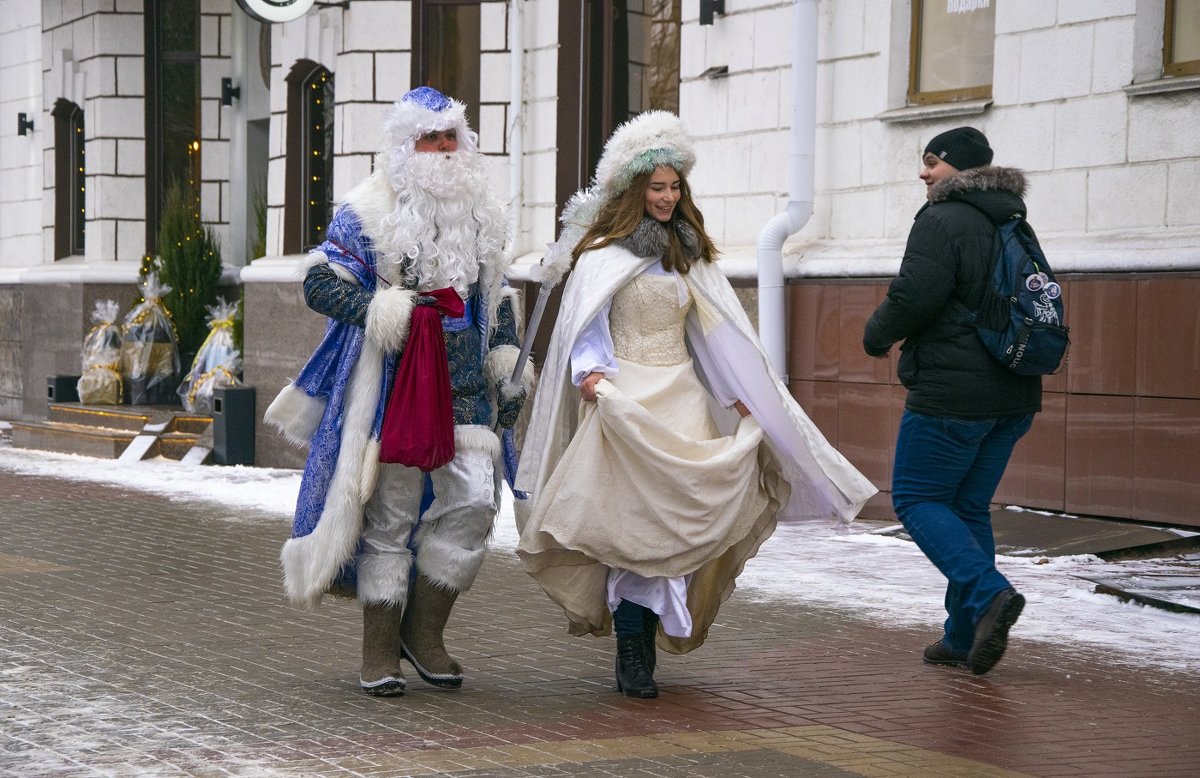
[2,446,1197,673]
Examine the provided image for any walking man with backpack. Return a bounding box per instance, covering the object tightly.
[863,127,1042,676]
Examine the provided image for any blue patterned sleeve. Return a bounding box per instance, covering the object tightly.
[301,206,377,328]
[303,264,372,328]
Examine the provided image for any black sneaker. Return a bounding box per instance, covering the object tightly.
[922,639,967,667]
[968,588,1026,675]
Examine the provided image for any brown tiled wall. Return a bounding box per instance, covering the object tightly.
[787,274,1200,528]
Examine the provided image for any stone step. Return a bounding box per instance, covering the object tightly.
[11,420,136,459]
[157,431,205,461]
[171,414,217,435]
[14,404,215,462]
[47,403,159,432]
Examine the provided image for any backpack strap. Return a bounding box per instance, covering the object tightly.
[944,207,1011,327]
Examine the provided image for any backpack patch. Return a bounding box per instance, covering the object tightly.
[967,215,1070,376]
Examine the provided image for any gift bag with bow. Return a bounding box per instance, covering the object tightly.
[77,300,124,405]
[122,272,181,405]
[177,298,242,413]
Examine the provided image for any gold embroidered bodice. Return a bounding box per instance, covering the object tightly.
[609,272,692,366]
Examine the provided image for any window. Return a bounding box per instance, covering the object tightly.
[556,0,682,207]
[284,61,334,253]
[1165,0,1200,76]
[542,1,682,364]
[628,0,681,117]
[413,0,481,128]
[144,0,201,254]
[908,0,995,105]
[52,99,85,259]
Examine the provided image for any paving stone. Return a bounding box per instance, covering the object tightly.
[0,468,1198,777]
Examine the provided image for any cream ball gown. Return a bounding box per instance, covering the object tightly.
[517,270,788,654]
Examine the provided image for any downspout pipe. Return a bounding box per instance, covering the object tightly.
[508,0,525,250]
[756,0,818,381]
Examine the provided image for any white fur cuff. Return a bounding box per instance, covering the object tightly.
[454,425,501,458]
[485,344,535,398]
[264,382,326,448]
[366,287,418,353]
[414,537,487,592]
[356,551,415,606]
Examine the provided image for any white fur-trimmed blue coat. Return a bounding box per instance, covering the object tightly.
[265,172,534,609]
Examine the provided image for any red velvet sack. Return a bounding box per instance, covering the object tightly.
[379,287,465,471]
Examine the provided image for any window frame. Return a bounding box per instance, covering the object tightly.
[283,60,334,254]
[907,0,995,106]
[52,98,85,260]
[1164,0,1200,76]
[143,0,201,255]
[412,0,482,129]
[639,0,682,117]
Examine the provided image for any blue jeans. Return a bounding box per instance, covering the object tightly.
[892,409,1035,654]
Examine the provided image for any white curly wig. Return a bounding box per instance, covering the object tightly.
[538,110,696,288]
[338,86,507,299]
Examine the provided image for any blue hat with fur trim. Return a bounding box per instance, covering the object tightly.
[381,86,476,158]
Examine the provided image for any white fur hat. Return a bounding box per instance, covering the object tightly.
[592,110,696,199]
[380,86,479,162]
[538,111,696,288]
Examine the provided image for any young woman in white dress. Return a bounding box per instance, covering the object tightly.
[516,112,876,699]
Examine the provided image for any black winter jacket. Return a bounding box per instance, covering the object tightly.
[863,166,1042,420]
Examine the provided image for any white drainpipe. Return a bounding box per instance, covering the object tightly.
[756,0,818,381]
[508,0,525,249]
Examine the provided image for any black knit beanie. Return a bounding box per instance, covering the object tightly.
[924,126,993,171]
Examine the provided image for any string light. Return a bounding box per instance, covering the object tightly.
[304,68,332,246]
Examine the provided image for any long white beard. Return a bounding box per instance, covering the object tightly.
[378,151,503,296]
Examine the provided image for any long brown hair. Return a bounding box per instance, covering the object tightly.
[571,167,718,274]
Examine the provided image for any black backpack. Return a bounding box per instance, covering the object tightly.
[963,213,1070,376]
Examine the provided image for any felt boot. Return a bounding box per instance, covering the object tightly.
[360,603,406,696]
[615,635,658,698]
[399,576,464,688]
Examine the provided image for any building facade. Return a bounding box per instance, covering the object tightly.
[1,0,1197,526]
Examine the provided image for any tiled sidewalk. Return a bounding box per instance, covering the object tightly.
[1,469,1196,777]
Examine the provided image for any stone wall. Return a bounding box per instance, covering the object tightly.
[0,287,22,419]
[0,1,42,270]
[16,282,130,418]
[241,266,324,469]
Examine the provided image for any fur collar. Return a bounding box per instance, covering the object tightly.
[929,166,1027,203]
[617,216,701,260]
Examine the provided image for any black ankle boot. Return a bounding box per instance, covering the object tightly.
[642,613,659,676]
[615,634,658,698]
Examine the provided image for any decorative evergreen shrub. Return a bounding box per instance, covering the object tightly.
[156,181,223,356]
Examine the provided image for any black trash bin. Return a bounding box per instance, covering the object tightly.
[212,385,256,466]
[48,375,81,403]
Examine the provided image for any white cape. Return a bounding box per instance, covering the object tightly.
[515,244,877,525]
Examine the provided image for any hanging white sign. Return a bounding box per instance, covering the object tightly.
[236,0,316,24]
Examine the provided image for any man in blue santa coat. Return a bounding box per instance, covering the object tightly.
[266,87,532,696]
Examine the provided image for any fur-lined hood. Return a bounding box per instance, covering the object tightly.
[925,165,1028,225]
[929,165,1027,203]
